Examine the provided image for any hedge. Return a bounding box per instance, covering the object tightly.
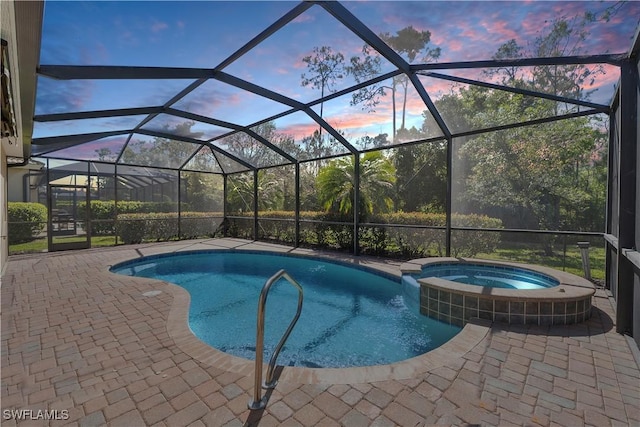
[114,209,502,257]
[78,200,191,235]
[8,202,47,244]
[227,211,503,258]
[115,212,223,244]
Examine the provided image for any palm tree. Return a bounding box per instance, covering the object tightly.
[228,170,284,213]
[316,151,396,219]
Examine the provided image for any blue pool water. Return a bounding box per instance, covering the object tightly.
[412,263,559,290]
[111,251,461,368]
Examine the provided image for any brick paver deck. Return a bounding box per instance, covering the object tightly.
[2,238,639,426]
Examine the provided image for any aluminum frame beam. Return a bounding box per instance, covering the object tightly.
[32,130,130,155]
[421,72,610,112]
[410,54,626,71]
[165,108,297,163]
[38,65,215,80]
[216,2,314,71]
[34,107,164,122]
[135,128,255,171]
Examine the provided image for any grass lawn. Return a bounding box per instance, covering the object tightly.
[9,235,606,283]
[9,236,117,255]
[477,245,605,281]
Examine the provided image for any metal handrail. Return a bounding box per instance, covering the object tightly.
[248,269,303,410]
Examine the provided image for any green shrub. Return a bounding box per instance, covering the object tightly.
[450,214,503,257]
[116,212,223,244]
[78,200,191,236]
[115,215,148,244]
[78,200,116,235]
[228,210,503,257]
[180,213,224,239]
[8,202,47,244]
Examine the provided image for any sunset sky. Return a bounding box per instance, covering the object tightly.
[33,1,640,165]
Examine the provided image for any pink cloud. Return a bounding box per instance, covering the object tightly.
[47,135,129,161]
[483,20,520,42]
[434,36,463,53]
[279,122,320,140]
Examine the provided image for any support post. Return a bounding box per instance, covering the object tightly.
[295,162,300,248]
[616,59,638,336]
[177,172,182,239]
[445,136,453,257]
[114,164,118,245]
[353,154,360,256]
[222,174,228,237]
[577,242,591,281]
[253,170,259,241]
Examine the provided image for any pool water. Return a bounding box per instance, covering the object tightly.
[415,263,559,290]
[111,251,461,368]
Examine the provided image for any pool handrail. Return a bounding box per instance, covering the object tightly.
[248,269,304,410]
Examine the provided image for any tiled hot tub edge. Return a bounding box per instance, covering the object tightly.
[401,258,596,327]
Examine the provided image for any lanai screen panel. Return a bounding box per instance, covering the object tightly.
[140,114,231,141]
[256,164,297,245]
[419,75,603,136]
[34,78,193,115]
[180,171,224,239]
[46,159,90,186]
[313,78,444,150]
[343,1,639,63]
[451,115,608,232]
[88,162,117,244]
[181,146,224,174]
[172,80,293,127]
[116,166,179,205]
[33,115,148,139]
[212,133,290,169]
[223,4,397,104]
[119,133,199,169]
[37,135,129,163]
[39,1,297,68]
[420,66,621,109]
[250,111,353,161]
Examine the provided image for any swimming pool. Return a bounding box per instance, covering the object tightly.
[111,251,460,368]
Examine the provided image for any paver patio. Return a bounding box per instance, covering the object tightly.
[2,238,639,426]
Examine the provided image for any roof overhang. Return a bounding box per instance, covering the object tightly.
[2,0,43,164]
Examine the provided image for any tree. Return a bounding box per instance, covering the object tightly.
[346,27,441,142]
[347,45,388,113]
[428,9,612,254]
[227,170,284,213]
[121,121,202,168]
[394,138,447,213]
[181,170,223,212]
[380,26,440,134]
[316,151,396,219]
[301,46,346,145]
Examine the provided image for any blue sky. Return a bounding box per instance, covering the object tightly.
[34,1,640,161]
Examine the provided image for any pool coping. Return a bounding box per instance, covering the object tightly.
[143,250,494,384]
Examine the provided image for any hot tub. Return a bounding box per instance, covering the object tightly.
[401,258,595,326]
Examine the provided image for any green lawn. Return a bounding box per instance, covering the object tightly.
[9,236,117,255]
[476,245,605,281]
[9,235,606,283]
